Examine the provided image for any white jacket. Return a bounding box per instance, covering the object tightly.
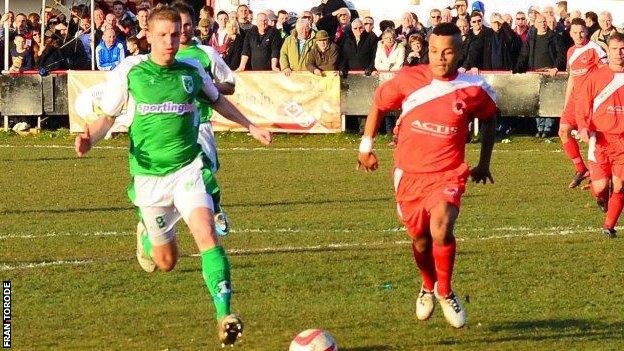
[374,42,405,71]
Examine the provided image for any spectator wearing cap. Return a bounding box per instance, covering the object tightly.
[515,13,565,137]
[404,33,428,66]
[9,34,34,72]
[585,11,600,37]
[197,18,211,45]
[307,30,338,75]
[275,10,292,39]
[452,0,470,24]
[374,29,404,71]
[96,28,125,70]
[209,11,229,55]
[223,19,245,70]
[280,18,316,75]
[237,13,281,72]
[591,11,623,52]
[527,6,540,27]
[339,18,377,76]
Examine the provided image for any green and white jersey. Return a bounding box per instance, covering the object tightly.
[175,41,235,123]
[100,55,220,176]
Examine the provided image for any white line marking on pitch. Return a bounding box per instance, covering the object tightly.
[0,227,596,271]
[0,144,560,153]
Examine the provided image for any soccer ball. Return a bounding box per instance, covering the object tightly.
[289,329,337,351]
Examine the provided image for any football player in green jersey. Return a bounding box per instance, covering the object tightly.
[174,2,235,236]
[75,5,271,347]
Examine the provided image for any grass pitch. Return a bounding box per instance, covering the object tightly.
[1,131,623,350]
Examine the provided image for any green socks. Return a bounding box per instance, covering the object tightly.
[201,246,232,319]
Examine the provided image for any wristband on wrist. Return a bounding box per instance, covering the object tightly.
[359,136,374,153]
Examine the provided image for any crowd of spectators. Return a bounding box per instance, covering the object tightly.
[0,0,622,134]
[1,0,621,77]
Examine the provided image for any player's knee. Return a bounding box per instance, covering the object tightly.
[430,205,457,244]
[155,254,177,272]
[612,182,624,194]
[593,181,608,194]
[413,235,430,253]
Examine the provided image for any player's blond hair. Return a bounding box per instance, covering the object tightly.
[147,4,181,29]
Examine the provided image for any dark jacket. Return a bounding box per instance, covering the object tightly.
[307,42,340,72]
[481,24,522,70]
[515,29,565,73]
[339,30,377,74]
[241,26,282,70]
[224,31,245,70]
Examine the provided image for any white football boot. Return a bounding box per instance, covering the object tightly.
[136,221,156,273]
[218,314,244,347]
[434,282,466,328]
[416,285,436,321]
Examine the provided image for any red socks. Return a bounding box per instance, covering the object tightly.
[591,186,609,203]
[563,139,587,173]
[604,192,624,229]
[432,237,457,297]
[411,242,436,291]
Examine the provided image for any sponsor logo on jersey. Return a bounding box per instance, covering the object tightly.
[452,99,467,115]
[181,75,194,93]
[607,105,624,114]
[571,68,589,77]
[410,120,458,136]
[137,101,195,115]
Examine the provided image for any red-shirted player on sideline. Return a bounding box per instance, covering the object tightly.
[558,18,607,189]
[357,23,498,328]
[576,33,624,238]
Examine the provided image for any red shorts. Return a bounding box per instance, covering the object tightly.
[559,98,578,128]
[394,164,470,238]
[589,137,624,181]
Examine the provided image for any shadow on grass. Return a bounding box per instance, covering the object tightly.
[433,318,624,346]
[342,346,394,351]
[0,155,123,162]
[225,195,394,208]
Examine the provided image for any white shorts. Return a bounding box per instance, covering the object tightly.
[197,122,218,173]
[134,157,214,245]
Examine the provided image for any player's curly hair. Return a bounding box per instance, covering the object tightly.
[147,4,181,29]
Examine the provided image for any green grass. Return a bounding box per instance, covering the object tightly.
[1,132,624,350]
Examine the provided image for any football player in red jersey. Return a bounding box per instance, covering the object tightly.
[357,23,498,328]
[576,33,624,238]
[558,18,607,188]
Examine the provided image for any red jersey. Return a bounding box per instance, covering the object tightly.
[577,65,624,144]
[375,65,498,173]
[567,40,607,88]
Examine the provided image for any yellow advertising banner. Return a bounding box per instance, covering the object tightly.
[68,70,342,134]
[68,71,107,133]
[212,71,342,133]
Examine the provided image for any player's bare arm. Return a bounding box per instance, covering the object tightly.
[357,102,385,172]
[471,116,496,184]
[74,115,115,157]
